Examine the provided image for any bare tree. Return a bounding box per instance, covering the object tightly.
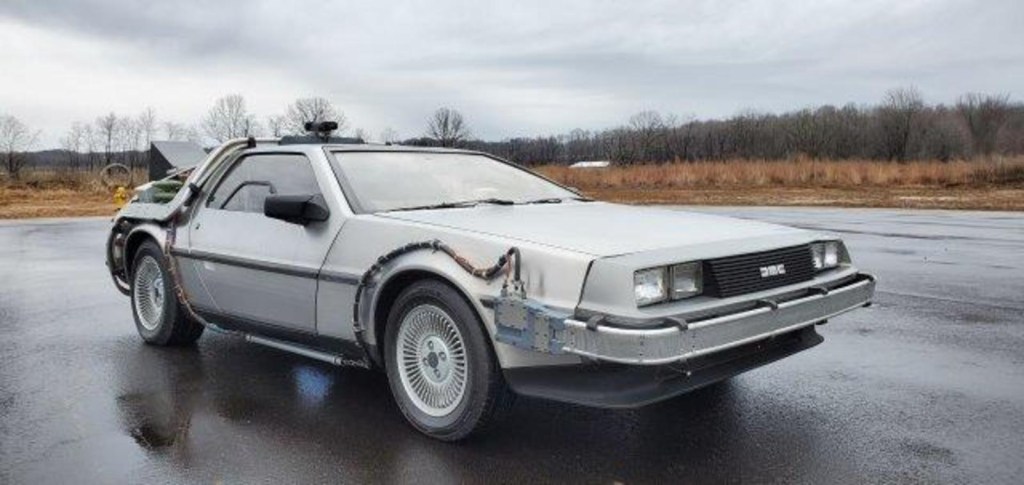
[285,97,346,134]
[665,117,697,162]
[120,116,143,169]
[562,128,588,162]
[0,115,38,179]
[95,112,119,165]
[628,110,666,162]
[184,125,204,146]
[82,125,98,169]
[957,93,1012,158]
[353,128,369,141]
[202,94,259,142]
[266,115,287,137]
[162,121,187,141]
[878,87,924,161]
[785,107,840,159]
[379,127,400,144]
[918,105,967,161]
[60,122,88,169]
[137,107,158,150]
[427,107,470,147]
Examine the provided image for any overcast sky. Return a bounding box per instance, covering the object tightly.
[1,0,1022,148]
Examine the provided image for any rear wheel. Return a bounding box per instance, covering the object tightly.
[384,280,513,441]
[130,240,204,346]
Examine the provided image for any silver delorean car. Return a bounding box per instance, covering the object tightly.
[105,124,875,441]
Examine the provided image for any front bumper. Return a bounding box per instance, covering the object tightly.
[505,325,824,408]
[494,272,875,366]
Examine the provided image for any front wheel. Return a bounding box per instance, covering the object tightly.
[130,240,204,346]
[384,280,513,441]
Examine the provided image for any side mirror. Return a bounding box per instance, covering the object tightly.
[264,194,330,225]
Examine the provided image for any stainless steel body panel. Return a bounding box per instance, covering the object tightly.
[179,146,349,332]
[107,139,877,400]
[183,211,328,331]
[120,222,216,310]
[378,202,809,257]
[317,214,593,367]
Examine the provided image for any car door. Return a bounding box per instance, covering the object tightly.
[184,151,342,334]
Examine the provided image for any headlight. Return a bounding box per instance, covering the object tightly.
[635,262,704,306]
[634,267,667,306]
[811,241,841,270]
[670,262,703,299]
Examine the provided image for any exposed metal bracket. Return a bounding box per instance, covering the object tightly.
[806,286,830,296]
[756,298,780,310]
[494,295,568,354]
[663,316,689,331]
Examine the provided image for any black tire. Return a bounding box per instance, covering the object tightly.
[130,240,204,346]
[384,280,514,441]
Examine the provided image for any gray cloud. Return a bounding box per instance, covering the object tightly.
[1,0,1022,148]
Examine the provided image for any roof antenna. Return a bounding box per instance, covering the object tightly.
[304,121,338,141]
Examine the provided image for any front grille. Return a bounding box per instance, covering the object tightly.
[704,245,815,298]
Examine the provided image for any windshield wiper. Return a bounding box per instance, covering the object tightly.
[389,198,515,212]
[521,197,563,205]
[521,196,593,204]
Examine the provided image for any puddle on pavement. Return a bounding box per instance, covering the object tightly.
[116,391,194,451]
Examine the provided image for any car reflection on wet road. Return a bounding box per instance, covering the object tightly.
[1,207,1023,483]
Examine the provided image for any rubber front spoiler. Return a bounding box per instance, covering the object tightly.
[503,326,823,408]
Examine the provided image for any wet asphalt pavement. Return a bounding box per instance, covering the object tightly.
[1,207,1023,484]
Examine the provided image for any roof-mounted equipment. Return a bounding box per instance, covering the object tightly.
[305,121,339,140]
[278,120,365,145]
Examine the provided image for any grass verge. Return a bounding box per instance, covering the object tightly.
[0,186,115,219]
[537,157,1024,211]
[2,158,1023,218]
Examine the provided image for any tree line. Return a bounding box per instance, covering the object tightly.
[459,88,1024,166]
[2,87,1022,179]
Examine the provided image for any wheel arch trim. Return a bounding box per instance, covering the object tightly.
[368,264,491,367]
[123,223,168,276]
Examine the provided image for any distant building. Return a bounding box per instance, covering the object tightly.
[569,160,611,169]
[148,141,206,181]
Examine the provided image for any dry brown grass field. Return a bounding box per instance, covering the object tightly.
[0,169,139,219]
[2,158,1023,219]
[538,156,1024,211]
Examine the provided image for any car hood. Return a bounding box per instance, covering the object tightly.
[377,202,814,257]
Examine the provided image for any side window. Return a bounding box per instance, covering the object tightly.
[207,153,322,213]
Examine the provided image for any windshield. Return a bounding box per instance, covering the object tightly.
[330,151,578,213]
